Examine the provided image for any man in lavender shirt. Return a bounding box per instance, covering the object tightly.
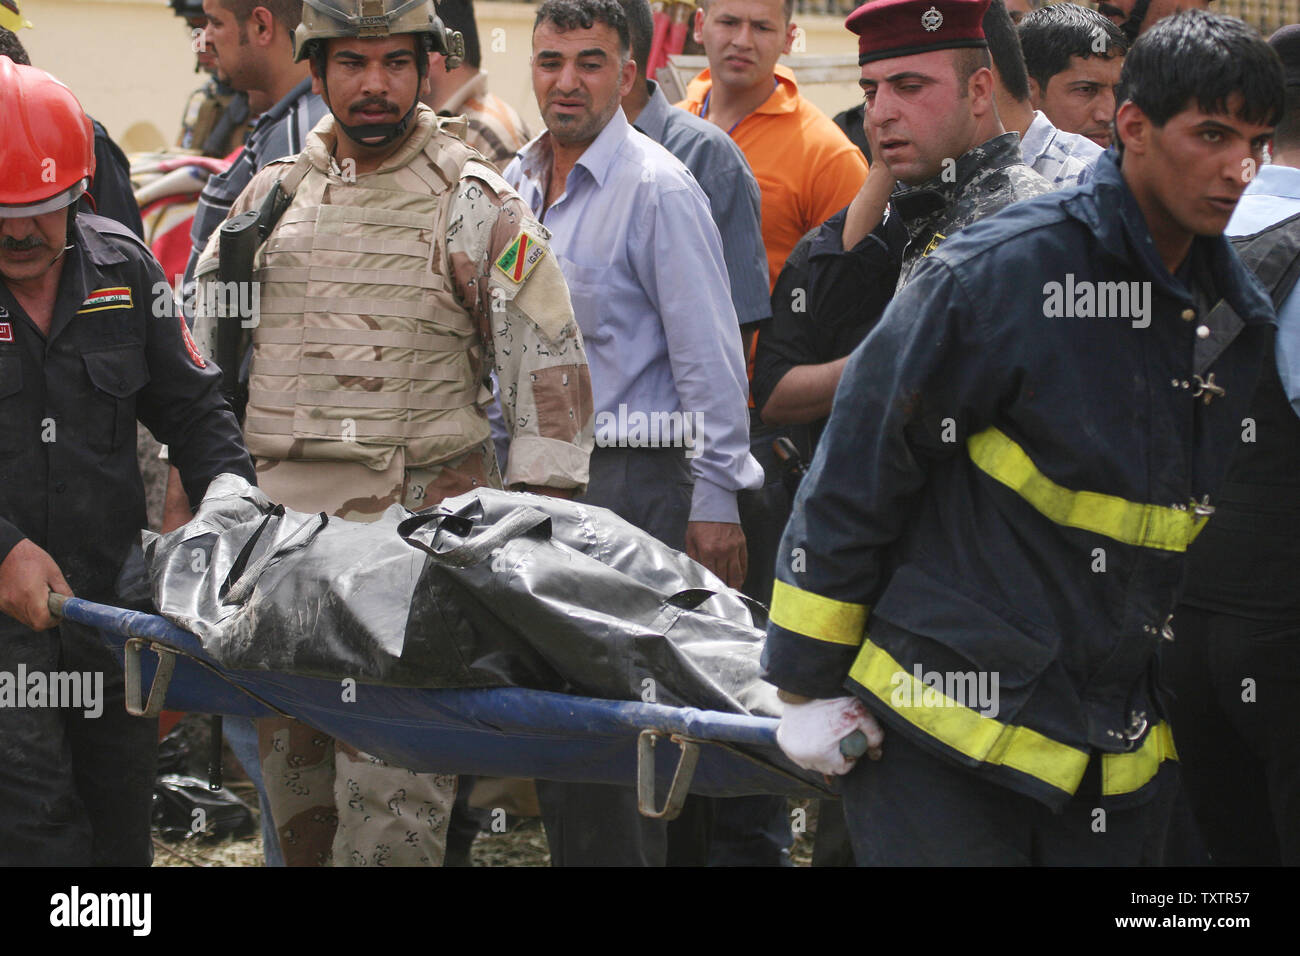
[505,0,762,866]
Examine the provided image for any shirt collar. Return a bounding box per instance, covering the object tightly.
[1019,111,1053,166]
[1063,148,1274,326]
[633,81,672,141]
[516,106,631,192]
[575,106,631,187]
[890,131,1025,235]
[684,64,799,117]
[1242,162,1300,200]
[440,71,489,117]
[253,77,315,132]
[75,215,128,268]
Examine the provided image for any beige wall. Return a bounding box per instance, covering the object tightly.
[20,0,861,153]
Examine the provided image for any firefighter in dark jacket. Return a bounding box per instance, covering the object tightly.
[764,9,1285,865]
[0,59,254,865]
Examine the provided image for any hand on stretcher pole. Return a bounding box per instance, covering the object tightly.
[775,693,884,777]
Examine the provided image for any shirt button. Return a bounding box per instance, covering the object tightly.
[1181,308,1195,321]
[54,481,66,493]
[1196,325,1210,339]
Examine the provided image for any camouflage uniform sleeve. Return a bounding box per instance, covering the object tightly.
[190,162,289,362]
[445,160,594,493]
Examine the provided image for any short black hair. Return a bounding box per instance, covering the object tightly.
[220,0,304,34]
[1117,10,1284,139]
[436,0,481,70]
[1274,87,1300,152]
[953,46,993,95]
[0,26,31,65]
[982,0,1029,103]
[534,0,630,57]
[1019,3,1127,94]
[617,0,653,78]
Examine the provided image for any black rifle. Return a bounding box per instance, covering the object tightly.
[215,179,293,421]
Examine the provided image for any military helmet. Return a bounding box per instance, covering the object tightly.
[293,0,465,68]
[168,0,206,19]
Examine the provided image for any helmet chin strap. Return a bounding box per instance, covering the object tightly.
[330,95,420,149]
[320,48,427,151]
[49,204,78,267]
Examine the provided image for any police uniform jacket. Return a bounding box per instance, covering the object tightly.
[763,149,1275,810]
[0,214,254,616]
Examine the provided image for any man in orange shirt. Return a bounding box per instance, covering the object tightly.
[680,0,867,290]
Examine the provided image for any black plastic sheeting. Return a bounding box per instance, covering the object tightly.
[143,475,780,718]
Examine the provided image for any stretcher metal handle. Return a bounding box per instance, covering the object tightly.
[123,637,178,718]
[636,729,702,821]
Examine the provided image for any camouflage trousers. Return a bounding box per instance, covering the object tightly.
[253,440,502,866]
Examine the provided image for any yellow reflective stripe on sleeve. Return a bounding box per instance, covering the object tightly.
[850,638,1089,794]
[967,428,1209,552]
[769,579,869,647]
[1101,721,1178,796]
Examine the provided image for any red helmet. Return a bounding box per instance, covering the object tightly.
[0,56,95,217]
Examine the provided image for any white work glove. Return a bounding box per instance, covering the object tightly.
[776,696,884,776]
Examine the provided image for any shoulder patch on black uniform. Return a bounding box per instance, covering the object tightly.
[78,286,134,313]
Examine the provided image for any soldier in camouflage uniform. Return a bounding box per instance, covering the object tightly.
[889,131,1053,289]
[171,0,255,158]
[192,0,593,866]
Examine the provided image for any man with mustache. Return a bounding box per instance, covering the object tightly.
[505,0,762,865]
[171,0,256,158]
[191,0,594,867]
[0,59,255,865]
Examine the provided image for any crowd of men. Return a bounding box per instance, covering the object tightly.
[0,0,1296,869]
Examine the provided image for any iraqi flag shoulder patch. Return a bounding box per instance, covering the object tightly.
[78,286,134,314]
[493,231,546,285]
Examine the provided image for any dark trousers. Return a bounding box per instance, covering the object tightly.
[536,446,696,866]
[0,620,157,866]
[839,728,1177,866]
[700,421,796,866]
[1163,605,1300,865]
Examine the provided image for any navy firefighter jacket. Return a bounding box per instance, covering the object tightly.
[763,149,1276,810]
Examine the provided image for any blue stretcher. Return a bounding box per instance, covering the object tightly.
[59,596,830,816]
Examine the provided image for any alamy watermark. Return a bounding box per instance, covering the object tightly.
[50,886,150,936]
[890,664,1000,718]
[594,404,705,459]
[0,666,102,718]
[1043,274,1151,328]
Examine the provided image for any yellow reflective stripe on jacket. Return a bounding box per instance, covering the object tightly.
[1101,721,1179,796]
[851,638,1089,793]
[850,638,1175,797]
[769,579,868,647]
[967,427,1209,552]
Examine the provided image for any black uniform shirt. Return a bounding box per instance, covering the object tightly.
[0,214,253,606]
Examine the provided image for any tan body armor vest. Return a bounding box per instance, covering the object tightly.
[242,111,491,471]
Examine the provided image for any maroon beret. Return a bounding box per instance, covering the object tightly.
[846,0,991,66]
